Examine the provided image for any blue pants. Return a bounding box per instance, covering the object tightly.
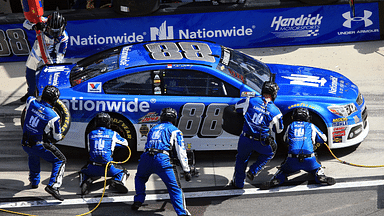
[22,143,66,189]
[134,153,188,216]
[233,135,275,188]
[274,156,323,185]
[80,163,124,182]
[25,67,36,96]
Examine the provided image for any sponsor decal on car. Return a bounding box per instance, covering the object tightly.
[288,103,320,110]
[138,112,160,123]
[61,98,150,113]
[88,82,102,93]
[332,117,348,127]
[282,74,327,87]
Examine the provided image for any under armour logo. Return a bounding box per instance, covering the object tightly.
[342,10,373,28]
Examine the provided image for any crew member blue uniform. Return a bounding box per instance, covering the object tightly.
[232,81,283,189]
[79,112,129,195]
[21,12,68,101]
[260,108,336,189]
[133,107,191,216]
[22,85,66,201]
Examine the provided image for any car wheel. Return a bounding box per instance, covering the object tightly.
[222,105,244,136]
[85,113,137,161]
[21,99,72,137]
[110,114,137,161]
[310,113,328,151]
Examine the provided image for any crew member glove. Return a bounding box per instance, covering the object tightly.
[33,22,45,31]
[184,172,192,182]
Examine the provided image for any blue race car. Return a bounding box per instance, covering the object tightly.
[35,40,368,154]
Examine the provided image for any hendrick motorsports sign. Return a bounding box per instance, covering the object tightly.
[0,2,380,62]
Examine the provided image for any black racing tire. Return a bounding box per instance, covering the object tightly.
[110,114,137,161]
[85,113,137,161]
[222,105,244,136]
[21,99,72,137]
[310,113,328,151]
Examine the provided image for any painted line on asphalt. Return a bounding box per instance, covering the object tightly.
[1,179,384,209]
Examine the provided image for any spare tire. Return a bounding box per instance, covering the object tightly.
[21,99,71,137]
[222,105,244,136]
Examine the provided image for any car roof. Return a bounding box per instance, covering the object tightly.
[118,40,223,69]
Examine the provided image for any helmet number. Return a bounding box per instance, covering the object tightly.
[178,103,228,137]
[145,42,215,62]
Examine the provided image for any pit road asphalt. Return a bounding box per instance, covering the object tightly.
[0,40,384,213]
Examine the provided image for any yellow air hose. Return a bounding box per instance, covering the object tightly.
[0,145,131,216]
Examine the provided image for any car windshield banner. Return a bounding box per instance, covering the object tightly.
[0,2,380,63]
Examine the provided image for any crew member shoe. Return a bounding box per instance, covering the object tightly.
[326,177,336,185]
[131,201,142,211]
[110,180,128,193]
[45,185,64,201]
[318,175,336,185]
[229,180,243,189]
[259,179,281,190]
[246,170,254,181]
[20,93,29,103]
[31,184,39,189]
[80,179,92,195]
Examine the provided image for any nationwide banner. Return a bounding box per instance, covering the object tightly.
[0,2,380,63]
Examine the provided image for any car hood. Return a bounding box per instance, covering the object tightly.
[267,63,359,100]
[36,64,74,96]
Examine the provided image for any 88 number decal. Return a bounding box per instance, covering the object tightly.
[178,103,228,137]
[0,29,30,57]
[145,42,216,63]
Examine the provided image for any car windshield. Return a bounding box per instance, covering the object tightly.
[70,48,121,86]
[218,47,271,93]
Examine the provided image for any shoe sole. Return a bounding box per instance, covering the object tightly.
[45,187,64,201]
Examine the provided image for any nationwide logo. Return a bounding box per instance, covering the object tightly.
[150,21,174,41]
[150,21,254,41]
[270,14,323,38]
[282,74,327,87]
[342,10,373,28]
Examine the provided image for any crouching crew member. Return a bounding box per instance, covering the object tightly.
[132,107,191,216]
[232,81,284,189]
[260,107,336,189]
[79,112,130,195]
[22,85,66,201]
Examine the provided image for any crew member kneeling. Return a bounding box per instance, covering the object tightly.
[260,108,336,189]
[79,112,130,195]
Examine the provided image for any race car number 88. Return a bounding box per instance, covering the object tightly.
[178,103,228,137]
[145,42,216,62]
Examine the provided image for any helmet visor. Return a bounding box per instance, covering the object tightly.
[47,27,62,38]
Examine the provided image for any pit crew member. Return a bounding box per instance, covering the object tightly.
[132,107,191,216]
[260,107,336,189]
[20,11,68,102]
[232,81,284,189]
[79,112,130,195]
[21,85,66,201]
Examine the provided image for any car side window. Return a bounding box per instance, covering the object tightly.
[162,69,239,97]
[103,71,153,95]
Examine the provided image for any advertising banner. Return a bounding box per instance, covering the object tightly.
[0,2,380,63]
